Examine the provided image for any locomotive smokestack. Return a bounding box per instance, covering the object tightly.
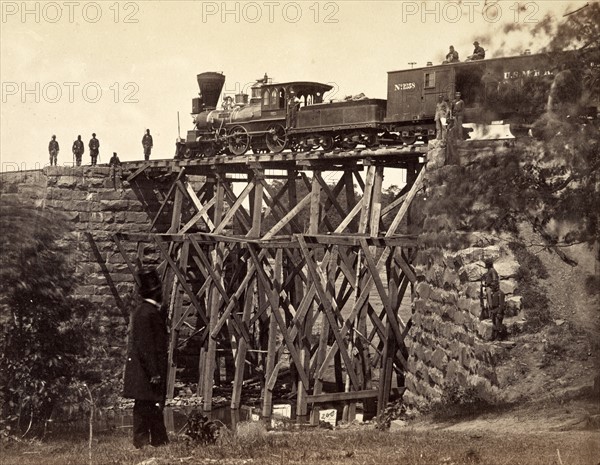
[196,72,226,109]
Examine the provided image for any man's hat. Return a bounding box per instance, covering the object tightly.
[473,41,479,45]
[52,135,56,138]
[137,267,162,296]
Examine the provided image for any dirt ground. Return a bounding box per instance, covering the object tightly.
[493,237,599,406]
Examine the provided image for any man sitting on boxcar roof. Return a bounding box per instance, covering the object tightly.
[444,45,459,63]
[468,41,485,60]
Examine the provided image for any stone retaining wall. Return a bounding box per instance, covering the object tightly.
[403,142,522,408]
[0,166,173,322]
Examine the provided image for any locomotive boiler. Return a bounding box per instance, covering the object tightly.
[179,72,334,158]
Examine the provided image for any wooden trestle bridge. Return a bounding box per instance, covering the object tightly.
[113,146,427,422]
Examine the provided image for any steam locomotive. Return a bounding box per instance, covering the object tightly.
[177,50,595,158]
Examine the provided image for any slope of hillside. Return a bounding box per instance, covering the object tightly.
[494,235,599,411]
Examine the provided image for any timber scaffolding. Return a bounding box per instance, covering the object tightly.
[113,145,428,422]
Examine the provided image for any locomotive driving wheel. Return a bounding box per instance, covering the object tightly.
[364,133,378,148]
[228,126,250,156]
[320,135,335,152]
[201,142,217,158]
[401,131,417,145]
[265,124,287,153]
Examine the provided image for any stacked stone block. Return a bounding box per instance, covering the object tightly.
[0,166,171,319]
[403,143,522,408]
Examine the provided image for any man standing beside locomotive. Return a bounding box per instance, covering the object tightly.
[452,92,465,140]
[142,129,154,161]
[435,95,450,141]
[89,133,100,165]
[48,135,59,166]
[123,267,169,449]
[72,135,84,166]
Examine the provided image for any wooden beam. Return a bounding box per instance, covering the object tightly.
[214,179,255,234]
[297,236,361,390]
[307,390,379,403]
[247,245,310,388]
[126,162,151,182]
[262,191,312,240]
[385,164,425,237]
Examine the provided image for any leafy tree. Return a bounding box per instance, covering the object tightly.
[0,200,116,436]
[435,5,600,259]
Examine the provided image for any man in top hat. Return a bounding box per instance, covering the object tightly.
[142,129,153,161]
[481,258,505,340]
[89,133,100,165]
[48,135,59,166]
[469,41,485,60]
[452,92,465,140]
[123,267,169,449]
[72,135,84,166]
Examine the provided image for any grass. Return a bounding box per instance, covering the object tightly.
[1,423,598,465]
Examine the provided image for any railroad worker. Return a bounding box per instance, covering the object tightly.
[445,45,459,63]
[142,129,154,161]
[123,267,170,449]
[286,93,301,129]
[435,94,450,140]
[72,135,84,166]
[468,41,485,60]
[109,152,123,183]
[48,135,59,166]
[481,258,505,341]
[109,152,121,167]
[452,92,465,140]
[89,133,100,165]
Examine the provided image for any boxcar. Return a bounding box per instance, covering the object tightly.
[386,52,565,141]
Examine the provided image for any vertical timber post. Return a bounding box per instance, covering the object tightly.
[165,182,184,399]
[203,173,225,411]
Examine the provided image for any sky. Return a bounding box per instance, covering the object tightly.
[0,0,583,182]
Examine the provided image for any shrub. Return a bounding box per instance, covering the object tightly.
[0,202,117,437]
[508,241,551,331]
[430,382,493,420]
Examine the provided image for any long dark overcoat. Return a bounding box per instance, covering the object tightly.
[123,301,168,401]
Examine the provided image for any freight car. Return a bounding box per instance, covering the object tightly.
[385,50,595,143]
